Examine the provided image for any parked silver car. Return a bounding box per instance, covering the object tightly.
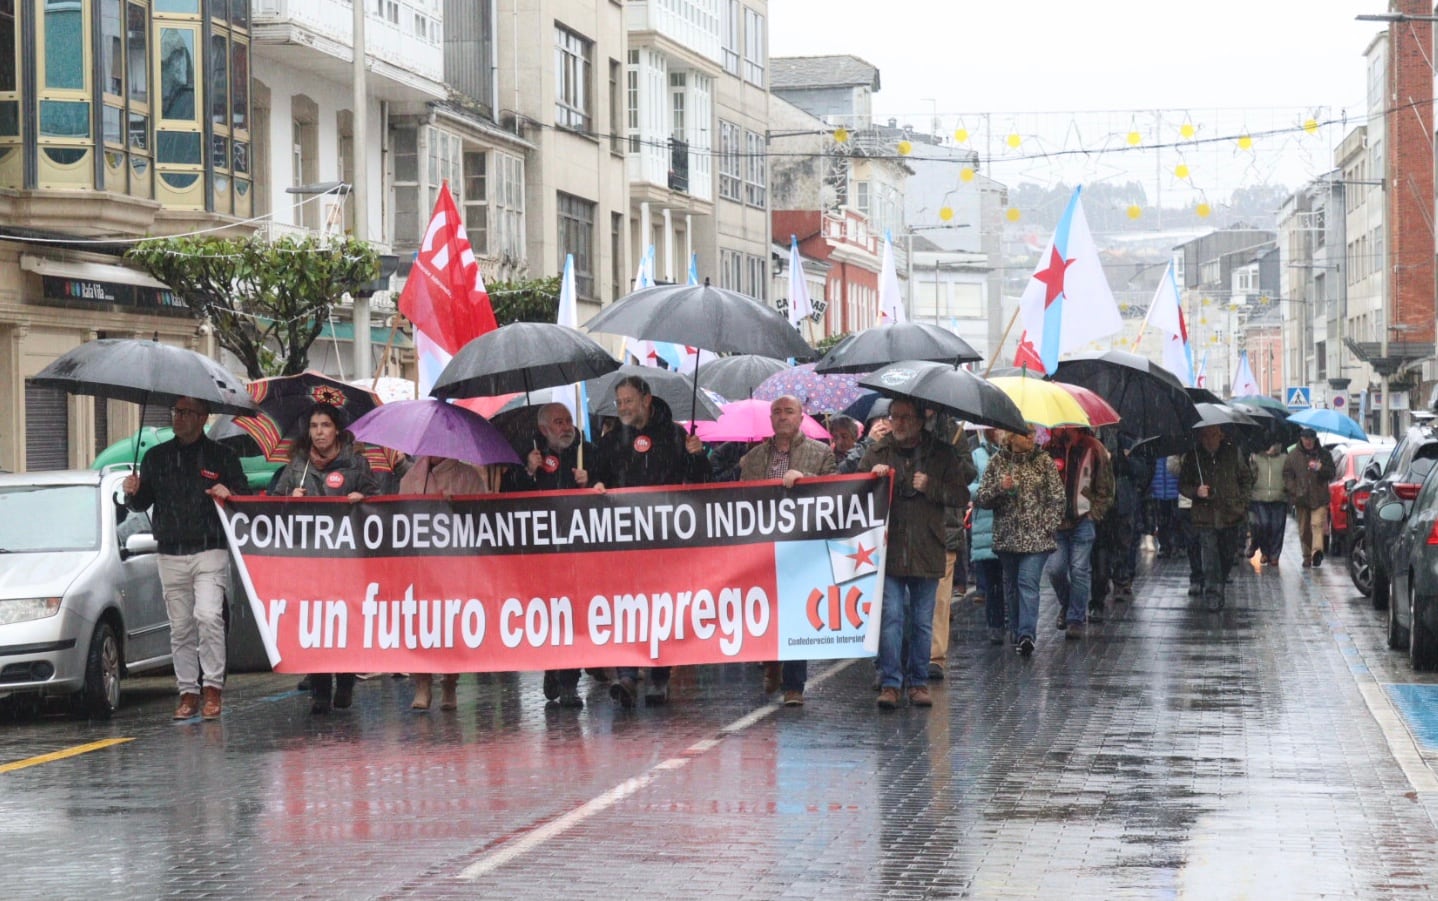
[0,468,169,717]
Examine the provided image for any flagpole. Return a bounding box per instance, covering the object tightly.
[986,306,1023,377]
[372,314,402,388]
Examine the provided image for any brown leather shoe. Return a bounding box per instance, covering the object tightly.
[782,690,804,707]
[439,675,458,711]
[762,662,781,695]
[174,692,200,720]
[411,675,433,710]
[876,686,899,709]
[200,687,222,719]
[907,686,933,708]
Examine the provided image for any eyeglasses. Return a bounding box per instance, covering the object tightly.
[171,407,205,419]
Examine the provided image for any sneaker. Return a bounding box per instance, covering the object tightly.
[927,662,945,681]
[201,686,222,720]
[542,670,561,701]
[174,692,200,720]
[876,686,900,709]
[1087,605,1105,623]
[610,677,637,709]
[782,690,804,707]
[762,662,781,695]
[1066,622,1084,640]
[558,691,584,709]
[1312,550,1324,568]
[907,686,933,707]
[645,680,669,705]
[1017,636,1035,656]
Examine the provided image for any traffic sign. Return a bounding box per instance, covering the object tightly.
[1286,386,1312,409]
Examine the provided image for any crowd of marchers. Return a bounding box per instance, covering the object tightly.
[122,380,1338,721]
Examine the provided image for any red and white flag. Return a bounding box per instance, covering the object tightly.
[1013,331,1045,372]
[397,182,498,395]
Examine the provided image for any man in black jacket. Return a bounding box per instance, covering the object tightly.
[123,397,246,720]
[590,375,711,707]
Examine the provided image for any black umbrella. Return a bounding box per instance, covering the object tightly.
[586,365,724,422]
[697,354,789,401]
[1192,402,1259,429]
[584,282,815,360]
[1187,387,1224,405]
[1050,351,1198,448]
[431,322,619,401]
[814,321,982,374]
[33,338,257,416]
[858,361,1027,433]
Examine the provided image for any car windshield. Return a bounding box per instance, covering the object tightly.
[0,485,99,552]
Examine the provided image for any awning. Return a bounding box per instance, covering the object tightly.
[20,254,171,290]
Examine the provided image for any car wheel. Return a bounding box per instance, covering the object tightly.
[76,621,121,720]
[1389,580,1410,650]
[1412,578,1438,671]
[1350,533,1374,599]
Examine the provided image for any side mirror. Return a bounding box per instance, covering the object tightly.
[1344,479,1357,493]
[1363,461,1382,480]
[123,532,158,558]
[1377,501,1407,523]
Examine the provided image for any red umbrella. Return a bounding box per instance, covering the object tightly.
[1053,382,1121,427]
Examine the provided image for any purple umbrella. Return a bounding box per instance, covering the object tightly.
[347,399,521,467]
[752,363,875,415]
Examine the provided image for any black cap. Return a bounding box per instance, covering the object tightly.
[1299,427,1318,439]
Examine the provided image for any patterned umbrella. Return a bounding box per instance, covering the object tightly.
[752,363,874,415]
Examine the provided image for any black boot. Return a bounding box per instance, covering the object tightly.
[310,674,333,715]
[333,674,356,709]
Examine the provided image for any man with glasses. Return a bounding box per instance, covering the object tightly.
[123,397,247,720]
[860,398,974,710]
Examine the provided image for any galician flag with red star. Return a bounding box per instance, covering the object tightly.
[1017,186,1122,374]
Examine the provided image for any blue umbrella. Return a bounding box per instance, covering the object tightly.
[1287,407,1368,441]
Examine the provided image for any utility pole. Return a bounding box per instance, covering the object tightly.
[351,0,372,381]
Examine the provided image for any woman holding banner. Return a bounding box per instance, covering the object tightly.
[273,403,382,714]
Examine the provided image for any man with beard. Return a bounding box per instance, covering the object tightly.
[591,376,712,707]
[505,402,599,708]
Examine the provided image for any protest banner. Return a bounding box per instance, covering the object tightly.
[219,475,889,673]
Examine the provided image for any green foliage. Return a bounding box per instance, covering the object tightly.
[127,235,379,379]
[813,331,849,355]
[488,275,561,325]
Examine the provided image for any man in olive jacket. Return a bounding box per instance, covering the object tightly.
[1179,425,1254,611]
[859,398,976,710]
[1282,427,1337,567]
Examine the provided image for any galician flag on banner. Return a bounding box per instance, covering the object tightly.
[397,182,498,395]
[1231,350,1261,398]
[1017,186,1122,374]
[877,234,907,325]
[549,253,589,438]
[788,235,814,329]
[1013,330,1045,372]
[1142,261,1194,387]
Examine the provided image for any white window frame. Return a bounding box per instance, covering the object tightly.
[555,25,593,132]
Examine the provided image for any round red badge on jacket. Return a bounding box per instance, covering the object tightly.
[324,471,345,490]
[1054,458,1065,472]
[633,435,652,453]
[542,454,560,473]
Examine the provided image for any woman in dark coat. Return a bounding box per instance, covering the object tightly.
[272,403,382,714]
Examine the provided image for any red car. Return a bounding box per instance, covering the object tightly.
[1330,444,1388,552]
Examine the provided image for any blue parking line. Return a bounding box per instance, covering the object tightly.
[1384,684,1438,752]
[260,690,306,703]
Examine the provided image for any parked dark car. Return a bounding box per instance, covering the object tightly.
[1347,455,1387,598]
[1378,460,1438,669]
[1365,425,1438,612]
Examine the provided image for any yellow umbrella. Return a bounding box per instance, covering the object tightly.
[989,376,1092,428]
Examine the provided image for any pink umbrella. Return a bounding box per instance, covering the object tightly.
[687,399,831,443]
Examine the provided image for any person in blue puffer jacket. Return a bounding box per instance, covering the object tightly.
[1148,454,1183,558]
[968,432,1006,645]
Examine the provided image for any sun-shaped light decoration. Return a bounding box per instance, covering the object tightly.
[1006,133,1021,149]
[1196,202,1212,218]
[1005,207,1021,223]
[897,140,912,156]
[1237,134,1253,151]
[939,206,954,222]
[1126,204,1142,220]
[833,127,849,144]
[1127,131,1142,146]
[960,166,975,182]
[954,128,969,143]
[1304,118,1319,135]
[1180,123,1197,139]
[1174,163,1190,179]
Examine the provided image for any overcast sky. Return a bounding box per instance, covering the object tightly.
[769,0,1387,197]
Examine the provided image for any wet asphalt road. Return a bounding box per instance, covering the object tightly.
[4,536,1438,900]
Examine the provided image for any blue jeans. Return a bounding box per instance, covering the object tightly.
[1250,501,1287,559]
[877,575,937,689]
[1045,518,1096,624]
[999,550,1049,641]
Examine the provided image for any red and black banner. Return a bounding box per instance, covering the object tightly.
[219,475,890,673]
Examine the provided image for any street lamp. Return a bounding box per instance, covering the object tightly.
[1357,12,1438,22]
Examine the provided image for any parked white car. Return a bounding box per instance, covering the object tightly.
[0,468,169,718]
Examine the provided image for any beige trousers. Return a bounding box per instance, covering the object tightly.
[931,550,958,666]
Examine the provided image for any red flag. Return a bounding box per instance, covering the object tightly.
[397,182,497,356]
[1013,331,1044,372]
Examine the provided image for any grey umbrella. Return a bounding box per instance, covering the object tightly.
[1192,402,1259,429]
[32,338,257,416]
[858,361,1027,433]
[430,322,620,401]
[696,354,789,401]
[814,322,982,374]
[586,365,724,422]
